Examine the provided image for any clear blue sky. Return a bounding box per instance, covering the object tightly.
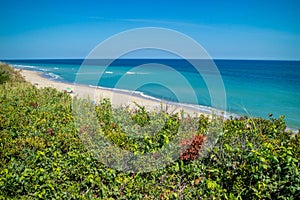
[0,0,299,60]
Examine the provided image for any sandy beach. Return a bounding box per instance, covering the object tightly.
[19,69,213,117]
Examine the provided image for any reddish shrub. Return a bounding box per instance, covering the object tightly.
[79,125,89,135]
[29,102,38,108]
[179,134,205,161]
[46,128,54,137]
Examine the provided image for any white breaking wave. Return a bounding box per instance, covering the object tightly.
[12,64,38,69]
[126,71,148,75]
[47,72,62,80]
[12,64,49,72]
[87,84,231,118]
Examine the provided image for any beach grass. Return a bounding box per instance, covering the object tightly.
[0,63,299,199]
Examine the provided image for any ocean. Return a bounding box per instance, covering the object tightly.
[3,59,300,130]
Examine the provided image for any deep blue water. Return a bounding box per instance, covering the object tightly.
[3,59,300,129]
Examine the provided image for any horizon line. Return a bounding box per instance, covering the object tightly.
[1,57,300,62]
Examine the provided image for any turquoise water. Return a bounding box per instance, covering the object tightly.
[4,59,300,129]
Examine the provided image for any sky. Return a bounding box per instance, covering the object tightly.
[0,0,299,60]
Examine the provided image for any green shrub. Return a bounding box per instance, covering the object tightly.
[0,63,299,199]
[0,63,25,84]
[0,69,9,84]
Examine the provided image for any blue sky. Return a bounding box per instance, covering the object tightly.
[0,0,299,60]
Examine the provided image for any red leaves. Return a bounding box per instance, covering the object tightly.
[46,128,54,137]
[179,134,205,161]
[29,102,38,108]
[79,125,89,135]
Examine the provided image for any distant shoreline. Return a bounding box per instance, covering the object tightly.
[5,58,299,131]
[18,68,225,118]
[10,66,299,133]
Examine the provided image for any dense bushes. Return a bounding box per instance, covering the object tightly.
[180,134,206,161]
[0,70,9,84]
[0,63,24,84]
[0,64,299,199]
[201,116,299,199]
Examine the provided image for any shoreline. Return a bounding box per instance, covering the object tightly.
[13,68,299,133]
[18,69,222,117]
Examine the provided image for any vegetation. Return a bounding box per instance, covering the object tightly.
[0,63,299,199]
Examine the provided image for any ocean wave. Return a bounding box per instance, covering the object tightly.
[139,92,165,102]
[39,68,49,72]
[12,64,49,72]
[46,72,63,80]
[12,64,38,69]
[126,71,148,75]
[76,71,148,76]
[88,85,98,88]
[87,84,232,118]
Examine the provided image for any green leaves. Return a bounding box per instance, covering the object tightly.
[0,63,299,199]
[0,69,9,84]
